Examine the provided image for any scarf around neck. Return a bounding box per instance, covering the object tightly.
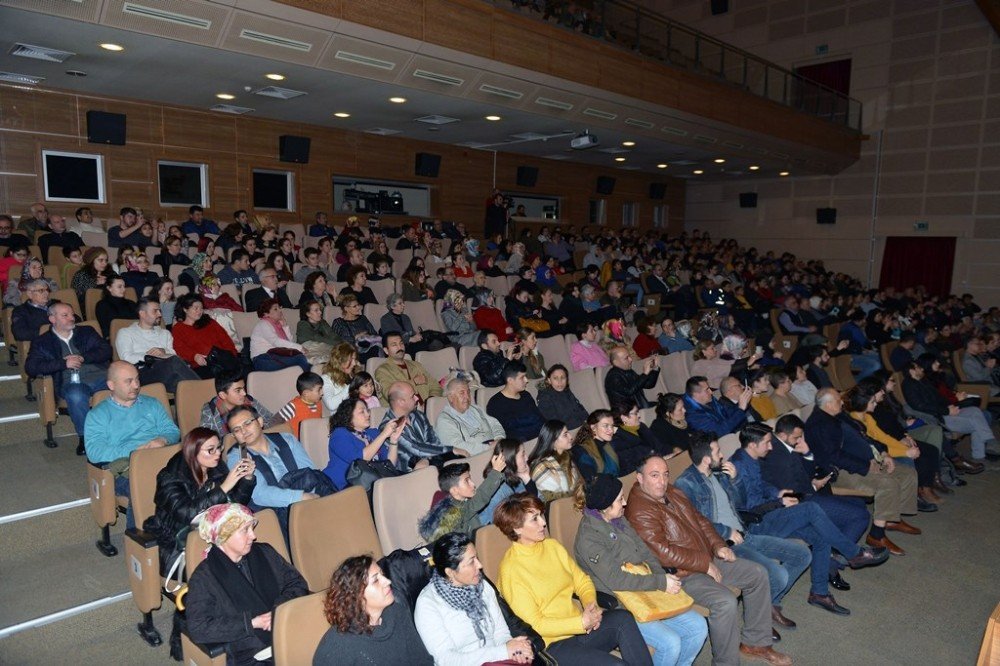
[430,571,491,645]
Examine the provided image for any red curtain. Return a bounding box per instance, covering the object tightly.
[879,236,956,297]
[796,59,852,96]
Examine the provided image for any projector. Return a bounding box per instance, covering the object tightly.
[570,131,599,150]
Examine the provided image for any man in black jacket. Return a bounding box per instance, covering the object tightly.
[37,214,83,263]
[604,346,659,409]
[473,331,518,388]
[11,279,54,342]
[244,268,292,314]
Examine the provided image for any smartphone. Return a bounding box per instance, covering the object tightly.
[755,345,764,356]
[238,442,248,460]
[787,492,805,500]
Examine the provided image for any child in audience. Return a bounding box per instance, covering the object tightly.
[418,455,507,543]
[348,371,381,410]
[276,371,324,438]
[61,246,84,287]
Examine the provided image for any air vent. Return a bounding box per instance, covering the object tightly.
[253,86,307,100]
[625,118,655,129]
[334,50,395,71]
[661,126,688,136]
[535,97,573,111]
[693,134,718,144]
[122,2,211,29]
[210,104,254,114]
[0,71,44,85]
[479,84,523,100]
[722,141,744,149]
[583,107,617,120]
[511,132,552,140]
[415,115,460,125]
[239,29,312,53]
[413,69,463,86]
[10,43,75,63]
[364,127,402,136]
[621,166,641,171]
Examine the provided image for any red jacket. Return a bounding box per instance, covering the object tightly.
[172,319,237,367]
[632,333,662,359]
[473,306,512,342]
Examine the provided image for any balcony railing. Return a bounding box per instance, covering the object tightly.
[493,0,863,131]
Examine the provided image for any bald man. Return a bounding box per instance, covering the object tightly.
[84,361,179,521]
[604,345,659,409]
[17,202,49,241]
[379,381,466,470]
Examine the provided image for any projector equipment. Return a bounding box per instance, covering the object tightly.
[571,131,599,150]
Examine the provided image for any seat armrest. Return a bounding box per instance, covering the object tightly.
[182,631,227,658]
[125,528,158,547]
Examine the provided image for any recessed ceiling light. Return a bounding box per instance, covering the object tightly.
[265,73,285,81]
[216,93,235,100]
[714,158,725,163]
[100,43,124,52]
[333,112,351,118]
[389,96,407,104]
[749,165,760,171]
[693,169,704,175]
[614,157,627,162]
[485,115,502,121]
[779,171,790,176]
[622,141,636,147]
[657,163,668,169]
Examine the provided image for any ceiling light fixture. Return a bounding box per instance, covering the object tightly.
[749,165,760,171]
[693,169,704,175]
[614,157,626,162]
[484,115,501,121]
[622,141,636,147]
[333,112,350,118]
[779,171,790,176]
[216,93,235,100]
[100,43,124,52]
[657,163,668,169]
[713,158,725,163]
[389,96,407,104]
[265,73,285,81]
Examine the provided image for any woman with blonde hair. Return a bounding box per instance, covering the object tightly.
[321,342,359,413]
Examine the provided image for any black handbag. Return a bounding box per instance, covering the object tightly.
[206,346,240,377]
[345,458,401,492]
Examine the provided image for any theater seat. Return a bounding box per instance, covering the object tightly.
[247,366,301,415]
[273,591,329,666]
[175,378,217,435]
[299,418,331,470]
[415,347,459,386]
[548,496,581,551]
[475,524,511,584]
[718,433,740,460]
[372,465,438,554]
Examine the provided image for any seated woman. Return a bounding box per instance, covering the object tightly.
[71,246,114,302]
[573,475,708,666]
[570,410,620,482]
[788,362,818,408]
[478,438,539,526]
[249,298,310,372]
[172,294,240,377]
[495,493,652,666]
[517,328,546,380]
[528,420,582,503]
[415,532,535,665]
[185,503,309,666]
[323,397,402,490]
[400,266,434,302]
[155,236,191,274]
[535,364,589,430]
[331,293,380,362]
[4,256,57,307]
[296,299,343,347]
[314,554,433,665]
[380,293,438,356]
[610,398,671,474]
[300,271,336,309]
[632,315,665,360]
[320,342,359,413]
[472,289,513,342]
[538,287,569,335]
[441,289,483,348]
[200,276,244,312]
[690,340,733,391]
[177,252,214,294]
[769,368,805,415]
[340,265,377,306]
[94,274,138,338]
[747,368,779,421]
[265,251,293,285]
[122,252,160,296]
[649,393,693,454]
[144,427,255,574]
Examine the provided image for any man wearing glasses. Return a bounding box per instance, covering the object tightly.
[11,279,54,342]
[0,215,29,252]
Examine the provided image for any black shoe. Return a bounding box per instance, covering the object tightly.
[808,593,851,616]
[984,452,1000,461]
[76,440,86,456]
[772,628,781,642]
[917,497,939,512]
[953,477,969,487]
[847,546,890,569]
[829,572,851,591]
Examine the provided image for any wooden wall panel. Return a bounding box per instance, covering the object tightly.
[341,0,423,40]
[424,0,494,59]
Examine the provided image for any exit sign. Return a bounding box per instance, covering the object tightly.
[815,44,829,55]
[914,221,929,231]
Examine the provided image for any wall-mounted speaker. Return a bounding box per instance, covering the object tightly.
[516,166,539,187]
[279,135,310,163]
[86,111,126,145]
[817,207,837,224]
[596,176,616,195]
[711,0,729,15]
[649,182,667,200]
[739,192,758,208]
[415,152,441,177]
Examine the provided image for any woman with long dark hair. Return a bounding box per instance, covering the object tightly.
[570,410,620,481]
[95,274,137,338]
[478,438,539,525]
[323,397,402,490]
[171,294,239,377]
[528,419,582,503]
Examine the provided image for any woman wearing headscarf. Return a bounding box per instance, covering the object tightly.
[179,251,214,293]
[184,503,309,666]
[441,289,481,347]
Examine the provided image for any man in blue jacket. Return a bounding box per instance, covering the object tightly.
[683,375,749,437]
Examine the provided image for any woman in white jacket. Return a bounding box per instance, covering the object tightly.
[415,532,534,666]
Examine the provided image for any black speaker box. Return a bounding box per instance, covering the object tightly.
[596,176,616,195]
[516,166,539,187]
[415,152,442,177]
[711,0,729,15]
[279,135,310,163]
[649,182,667,200]
[739,192,758,208]
[817,207,837,224]
[86,111,126,145]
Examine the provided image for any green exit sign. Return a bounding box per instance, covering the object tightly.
[816,44,829,55]
[914,221,929,231]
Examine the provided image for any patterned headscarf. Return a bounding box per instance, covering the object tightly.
[197,503,256,556]
[190,252,210,279]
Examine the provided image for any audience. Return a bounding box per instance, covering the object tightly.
[434,377,506,456]
[528,419,581,503]
[571,409,621,481]
[172,294,240,379]
[374,332,443,404]
[571,322,610,371]
[324,397,403,490]
[11,278,54,342]
[650,392,695,453]
[683,375,749,437]
[474,330,517,388]
[605,346,659,409]
[441,289,482,348]
[275,371,324,438]
[114,298,198,392]
[418,454,506,542]
[486,361,546,442]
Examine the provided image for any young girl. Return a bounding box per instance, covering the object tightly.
[348,372,381,410]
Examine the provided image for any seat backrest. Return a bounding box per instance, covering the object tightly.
[273,591,329,666]
[548,497,582,552]
[367,278,396,306]
[458,345,478,370]
[475,524,511,584]
[406,299,441,332]
[109,318,135,361]
[666,450,692,479]
[619,471,637,498]
[290,486,383,592]
[952,349,968,381]
[425,396,447,427]
[880,341,899,371]
[247,366,301,415]
[830,354,856,391]
[476,385,502,411]
[84,288,103,322]
[415,347,459,385]
[465,449,494,480]
[771,333,798,358]
[537,335,571,371]
[299,417,331,470]
[50,288,81,317]
[176,378,217,435]
[372,465,439,554]
[571,368,608,413]
[365,355,387,377]
[129,444,181,527]
[718,433,741,460]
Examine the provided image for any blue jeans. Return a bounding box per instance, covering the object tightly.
[637,609,708,666]
[850,353,882,380]
[807,494,870,545]
[113,475,135,529]
[735,534,810,605]
[753,502,862,596]
[63,375,110,436]
[252,352,311,373]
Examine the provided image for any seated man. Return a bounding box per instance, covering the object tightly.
[433,266,472,300]
[115,298,198,392]
[778,296,816,337]
[225,406,322,515]
[380,381,465,470]
[683,375,749,438]
[625,453,790,666]
[961,337,1000,396]
[434,377,505,456]
[25,302,112,455]
[244,267,293,314]
[727,425,888,615]
[889,333,917,372]
[216,249,260,288]
[37,213,83,263]
[570,322,610,371]
[805,388,919,556]
[200,374,277,436]
[374,332,443,405]
[604,346,659,409]
[107,207,147,248]
[657,317,695,354]
[418,456,505,542]
[473,331,516,388]
[719,375,766,423]
[0,214,30,252]
[486,361,545,442]
[836,309,882,380]
[11,279,53,342]
[84,361,180,524]
[294,247,332,282]
[182,205,220,236]
[805,346,835,389]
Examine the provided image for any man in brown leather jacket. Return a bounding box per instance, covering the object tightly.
[624,453,791,666]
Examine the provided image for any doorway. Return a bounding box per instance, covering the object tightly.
[879,236,956,297]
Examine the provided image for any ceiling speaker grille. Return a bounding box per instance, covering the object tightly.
[479,84,523,100]
[583,107,617,120]
[10,43,75,62]
[239,29,312,52]
[0,71,44,85]
[122,2,212,29]
[334,50,395,70]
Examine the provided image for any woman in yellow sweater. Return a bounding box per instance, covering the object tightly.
[494,493,652,665]
[748,369,779,421]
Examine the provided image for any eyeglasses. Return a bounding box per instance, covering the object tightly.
[230,417,257,434]
[201,445,222,455]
